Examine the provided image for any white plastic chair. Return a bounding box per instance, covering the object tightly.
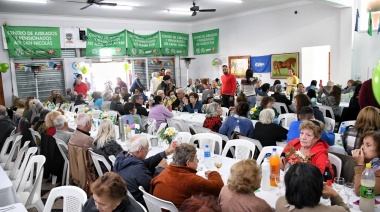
[318,105,335,120]
[107,110,119,123]
[155,123,167,136]
[238,135,263,152]
[17,155,46,212]
[273,102,289,114]
[10,127,16,136]
[338,120,356,133]
[0,134,22,164]
[328,153,342,178]
[193,125,212,134]
[177,132,192,144]
[256,146,284,165]
[221,107,229,117]
[139,186,178,212]
[89,150,111,176]
[29,129,41,145]
[1,135,22,170]
[43,186,87,212]
[72,104,85,113]
[324,117,336,131]
[10,145,37,190]
[222,139,256,159]
[55,137,70,186]
[91,109,102,120]
[166,118,186,132]
[278,113,297,129]
[190,133,223,155]
[109,155,116,166]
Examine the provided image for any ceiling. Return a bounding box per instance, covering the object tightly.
[0,0,350,23]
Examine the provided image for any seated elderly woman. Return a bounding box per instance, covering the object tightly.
[219,159,272,212]
[102,91,112,111]
[40,110,61,137]
[253,108,288,147]
[342,106,380,155]
[93,119,123,173]
[203,102,223,132]
[353,131,380,196]
[83,172,144,212]
[184,92,203,113]
[275,163,349,212]
[219,102,254,139]
[250,96,279,120]
[151,143,223,209]
[281,120,333,175]
[148,95,174,128]
[121,102,143,128]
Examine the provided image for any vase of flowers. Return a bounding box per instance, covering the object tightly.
[249,107,257,119]
[158,127,177,146]
[284,145,312,165]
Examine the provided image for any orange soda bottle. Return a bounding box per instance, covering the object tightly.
[269,148,280,186]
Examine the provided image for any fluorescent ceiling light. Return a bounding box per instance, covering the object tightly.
[167,10,191,15]
[100,5,133,10]
[6,0,49,3]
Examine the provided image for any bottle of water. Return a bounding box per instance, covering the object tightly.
[261,153,271,191]
[360,163,376,212]
[274,116,279,124]
[340,122,346,135]
[204,145,211,169]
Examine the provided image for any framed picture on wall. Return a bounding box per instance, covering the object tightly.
[270,52,299,79]
[228,56,250,78]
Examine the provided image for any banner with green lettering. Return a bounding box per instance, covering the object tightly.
[160,31,189,56]
[3,26,61,58]
[192,29,219,55]
[86,29,126,57]
[127,31,160,56]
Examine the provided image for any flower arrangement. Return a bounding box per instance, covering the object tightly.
[158,127,177,144]
[284,145,312,165]
[249,107,257,119]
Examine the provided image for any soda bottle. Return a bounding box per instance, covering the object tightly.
[269,148,280,186]
[204,145,211,169]
[323,160,333,186]
[261,153,271,191]
[359,163,375,212]
[125,120,131,140]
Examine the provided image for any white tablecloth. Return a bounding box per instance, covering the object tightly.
[0,167,20,207]
[172,112,206,126]
[0,203,27,212]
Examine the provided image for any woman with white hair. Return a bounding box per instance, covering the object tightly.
[30,99,44,124]
[252,108,288,147]
[203,102,223,132]
[101,91,112,111]
[93,119,123,173]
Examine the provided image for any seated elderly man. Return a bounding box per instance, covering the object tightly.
[46,90,66,105]
[271,84,295,113]
[53,115,72,144]
[157,89,165,99]
[114,134,174,207]
[68,113,93,149]
[150,143,224,209]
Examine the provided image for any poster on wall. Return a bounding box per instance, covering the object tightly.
[228,56,250,78]
[250,55,271,73]
[160,31,189,56]
[64,28,76,48]
[3,26,61,58]
[192,29,219,55]
[86,29,126,57]
[127,31,161,56]
[270,52,299,79]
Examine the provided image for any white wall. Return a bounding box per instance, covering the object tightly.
[189,3,353,87]
[301,45,331,86]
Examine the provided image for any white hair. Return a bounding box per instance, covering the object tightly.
[259,108,275,124]
[54,115,67,129]
[152,72,158,77]
[157,90,164,96]
[165,69,171,74]
[94,119,116,148]
[77,113,91,127]
[176,88,184,94]
[127,134,149,152]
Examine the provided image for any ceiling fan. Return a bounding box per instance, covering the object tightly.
[190,1,216,16]
[67,0,117,10]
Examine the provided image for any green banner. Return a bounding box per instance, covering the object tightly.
[160,31,189,56]
[86,29,126,57]
[3,26,61,58]
[127,31,160,56]
[192,29,219,55]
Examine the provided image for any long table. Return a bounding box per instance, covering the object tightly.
[0,167,21,207]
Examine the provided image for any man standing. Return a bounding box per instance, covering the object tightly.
[220,65,236,108]
[46,90,66,105]
[74,74,89,98]
[114,134,174,207]
[0,105,15,152]
[155,75,175,95]
[53,115,72,144]
[150,72,160,95]
[117,77,128,90]
[68,113,93,150]
[132,94,148,117]
[130,73,146,94]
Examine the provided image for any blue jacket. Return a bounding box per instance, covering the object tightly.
[113,151,166,207]
[93,98,103,110]
[219,116,254,139]
[286,120,335,146]
[185,101,203,113]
